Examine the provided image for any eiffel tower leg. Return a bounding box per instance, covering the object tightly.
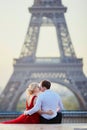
[20,15,41,59]
[75,79,87,109]
[56,16,76,58]
[66,69,87,110]
[0,72,21,110]
[0,71,25,110]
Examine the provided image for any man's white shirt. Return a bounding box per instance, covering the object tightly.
[26,89,64,119]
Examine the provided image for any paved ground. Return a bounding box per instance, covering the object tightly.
[0,124,87,130]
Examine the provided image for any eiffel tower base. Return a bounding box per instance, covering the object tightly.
[0,58,87,111]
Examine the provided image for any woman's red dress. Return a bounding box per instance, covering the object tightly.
[1,96,40,124]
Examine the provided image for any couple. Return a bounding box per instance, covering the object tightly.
[1,80,64,124]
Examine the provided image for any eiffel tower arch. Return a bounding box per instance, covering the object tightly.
[0,0,87,111]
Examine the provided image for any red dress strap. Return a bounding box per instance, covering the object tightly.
[26,96,37,110]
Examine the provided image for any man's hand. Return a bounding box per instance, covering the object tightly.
[24,110,29,115]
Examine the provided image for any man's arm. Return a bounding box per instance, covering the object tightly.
[24,95,42,115]
[58,96,64,111]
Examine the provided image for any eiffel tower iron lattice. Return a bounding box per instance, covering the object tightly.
[0,0,87,111]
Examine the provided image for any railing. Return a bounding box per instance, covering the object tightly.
[62,110,87,123]
[0,110,87,123]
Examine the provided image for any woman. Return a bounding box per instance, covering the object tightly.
[1,82,53,124]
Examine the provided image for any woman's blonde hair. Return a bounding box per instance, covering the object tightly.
[26,82,39,95]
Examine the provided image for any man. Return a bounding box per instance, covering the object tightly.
[24,80,64,124]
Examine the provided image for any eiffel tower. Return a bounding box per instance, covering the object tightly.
[0,0,87,111]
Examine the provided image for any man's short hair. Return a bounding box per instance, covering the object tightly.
[41,80,51,89]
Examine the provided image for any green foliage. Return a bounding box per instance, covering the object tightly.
[62,95,79,110]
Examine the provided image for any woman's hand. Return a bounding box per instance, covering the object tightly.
[38,109,54,115]
[46,110,54,115]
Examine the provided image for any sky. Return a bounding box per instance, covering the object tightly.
[0,0,87,89]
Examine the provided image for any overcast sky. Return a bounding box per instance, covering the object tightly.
[0,0,87,88]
